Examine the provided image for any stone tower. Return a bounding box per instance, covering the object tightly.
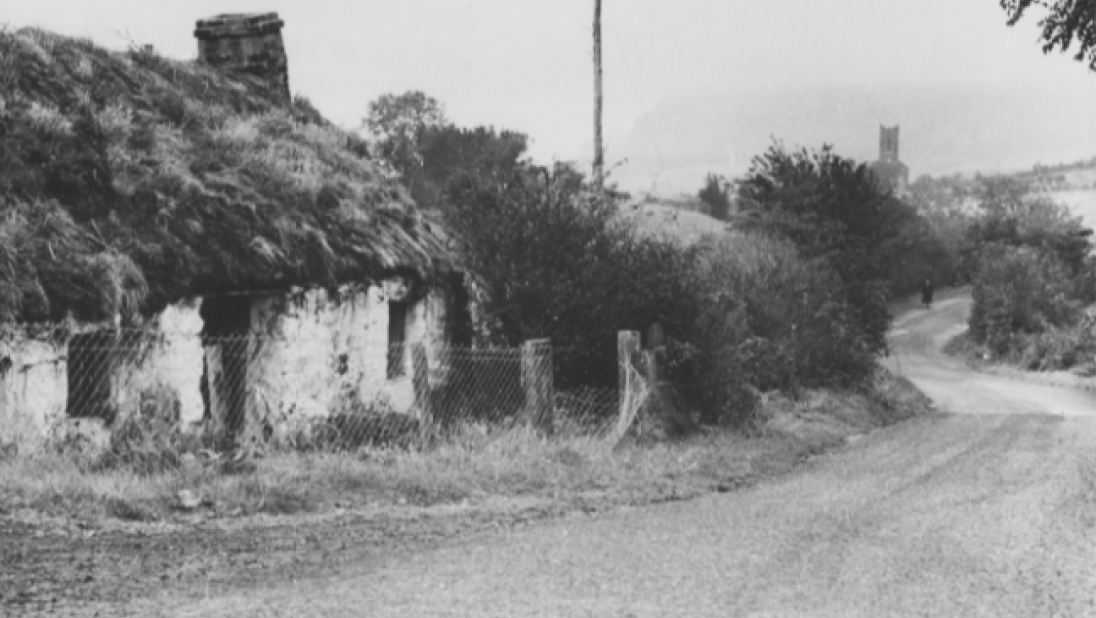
[879,125,900,164]
[194,13,289,102]
[870,125,909,195]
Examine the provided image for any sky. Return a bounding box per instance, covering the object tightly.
[4,0,1096,183]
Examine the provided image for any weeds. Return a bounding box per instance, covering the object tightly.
[0,369,930,523]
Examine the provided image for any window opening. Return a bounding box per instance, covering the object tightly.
[66,331,116,422]
[387,301,408,379]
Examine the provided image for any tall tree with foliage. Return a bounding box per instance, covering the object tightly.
[697,174,732,220]
[364,92,533,212]
[444,163,699,389]
[737,144,913,355]
[364,91,448,171]
[964,177,1092,276]
[409,125,529,209]
[1001,0,1096,69]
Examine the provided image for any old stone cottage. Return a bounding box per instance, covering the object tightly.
[0,15,463,450]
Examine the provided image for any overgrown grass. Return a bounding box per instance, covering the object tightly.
[0,368,931,524]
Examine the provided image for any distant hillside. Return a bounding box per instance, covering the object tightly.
[612,83,1096,196]
[621,198,728,247]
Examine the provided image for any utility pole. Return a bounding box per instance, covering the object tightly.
[593,0,604,190]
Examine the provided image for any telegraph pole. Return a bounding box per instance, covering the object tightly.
[593,0,605,190]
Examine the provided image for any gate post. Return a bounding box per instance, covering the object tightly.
[645,322,664,384]
[521,339,554,433]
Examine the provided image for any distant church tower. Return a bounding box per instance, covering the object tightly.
[870,125,909,195]
[880,125,900,163]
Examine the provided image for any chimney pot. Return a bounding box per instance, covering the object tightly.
[194,12,289,103]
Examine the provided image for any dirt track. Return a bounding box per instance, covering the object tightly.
[166,296,1096,617]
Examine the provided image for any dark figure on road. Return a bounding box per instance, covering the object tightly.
[921,278,934,308]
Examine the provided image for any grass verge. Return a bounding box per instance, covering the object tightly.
[0,367,932,526]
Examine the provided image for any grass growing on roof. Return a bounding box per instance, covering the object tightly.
[0,26,444,324]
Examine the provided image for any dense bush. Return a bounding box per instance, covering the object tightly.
[1016,322,1096,371]
[969,244,1078,354]
[964,179,1092,276]
[444,163,700,391]
[878,213,958,299]
[964,179,1093,364]
[670,233,874,425]
[736,144,907,356]
[904,176,977,286]
[697,173,732,220]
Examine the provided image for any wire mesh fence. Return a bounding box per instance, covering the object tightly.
[32,327,652,462]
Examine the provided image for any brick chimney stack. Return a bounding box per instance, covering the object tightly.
[194,13,289,103]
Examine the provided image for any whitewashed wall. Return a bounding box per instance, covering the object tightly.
[114,299,206,427]
[1,281,450,450]
[247,285,386,440]
[0,303,206,450]
[244,283,447,441]
[0,330,68,449]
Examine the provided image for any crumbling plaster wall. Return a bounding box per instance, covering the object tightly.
[114,299,206,428]
[247,285,386,440]
[243,283,446,441]
[0,328,68,449]
[0,302,206,450]
[1,282,449,449]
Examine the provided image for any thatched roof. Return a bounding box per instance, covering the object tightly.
[0,27,447,324]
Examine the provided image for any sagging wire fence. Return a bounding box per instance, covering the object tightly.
[22,327,655,467]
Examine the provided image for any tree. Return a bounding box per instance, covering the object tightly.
[737,144,912,354]
[444,163,699,389]
[964,177,1092,276]
[905,176,977,285]
[395,124,530,211]
[1001,0,1096,70]
[364,91,448,169]
[697,173,732,220]
[415,125,528,200]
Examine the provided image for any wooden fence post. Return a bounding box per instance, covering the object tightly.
[521,338,554,433]
[645,322,664,384]
[412,343,431,430]
[618,330,641,420]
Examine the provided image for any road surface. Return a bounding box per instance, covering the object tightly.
[176,296,1096,617]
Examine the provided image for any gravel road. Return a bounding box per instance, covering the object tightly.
[168,296,1096,618]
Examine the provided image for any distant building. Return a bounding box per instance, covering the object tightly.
[869,125,909,196]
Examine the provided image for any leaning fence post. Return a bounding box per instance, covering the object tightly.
[521,338,554,433]
[613,330,642,444]
[412,343,431,431]
[618,330,641,414]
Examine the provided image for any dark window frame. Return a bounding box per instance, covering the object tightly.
[66,331,116,423]
[387,301,408,379]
